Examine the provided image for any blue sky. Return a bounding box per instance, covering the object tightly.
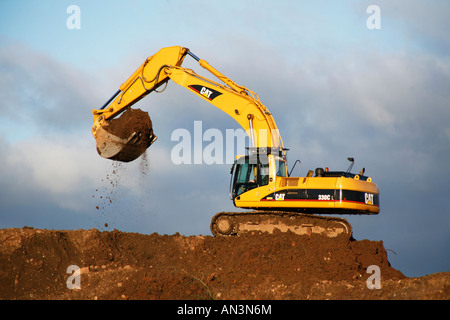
[0,0,449,278]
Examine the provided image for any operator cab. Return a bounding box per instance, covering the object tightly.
[230,149,287,200]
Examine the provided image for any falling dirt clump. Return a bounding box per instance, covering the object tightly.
[139,151,149,176]
[0,228,448,300]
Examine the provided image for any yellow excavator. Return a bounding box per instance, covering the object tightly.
[92,46,379,239]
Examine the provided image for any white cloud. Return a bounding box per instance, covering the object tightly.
[0,41,103,137]
[3,134,102,212]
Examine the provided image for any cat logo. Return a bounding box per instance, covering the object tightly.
[188,85,222,101]
[275,193,285,201]
[200,87,213,99]
[365,193,374,205]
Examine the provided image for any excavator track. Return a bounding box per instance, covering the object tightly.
[210,211,353,239]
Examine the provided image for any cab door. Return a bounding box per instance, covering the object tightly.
[230,155,271,200]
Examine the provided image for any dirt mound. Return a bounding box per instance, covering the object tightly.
[1,228,448,300]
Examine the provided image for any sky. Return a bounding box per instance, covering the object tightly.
[0,0,449,278]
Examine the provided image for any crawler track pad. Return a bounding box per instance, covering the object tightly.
[211,211,353,239]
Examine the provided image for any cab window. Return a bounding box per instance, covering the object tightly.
[236,162,257,184]
[275,158,287,177]
[259,163,270,186]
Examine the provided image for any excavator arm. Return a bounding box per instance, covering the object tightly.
[92,46,189,122]
[92,46,284,162]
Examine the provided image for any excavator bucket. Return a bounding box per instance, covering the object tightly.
[94,108,157,162]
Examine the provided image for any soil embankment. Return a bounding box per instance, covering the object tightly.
[1,227,448,300]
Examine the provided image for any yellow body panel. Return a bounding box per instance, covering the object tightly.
[234,175,379,214]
